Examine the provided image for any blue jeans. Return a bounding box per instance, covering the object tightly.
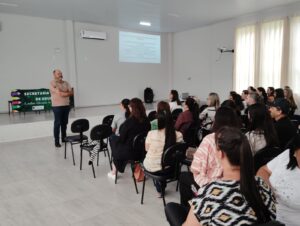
[52,106,70,144]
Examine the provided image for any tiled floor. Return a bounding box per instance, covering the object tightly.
[0,137,179,226]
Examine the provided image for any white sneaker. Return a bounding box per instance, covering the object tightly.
[107,172,116,180]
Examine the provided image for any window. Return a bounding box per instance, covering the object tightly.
[259,20,284,88]
[234,25,256,93]
[289,16,300,99]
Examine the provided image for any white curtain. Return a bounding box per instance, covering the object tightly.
[234,25,256,93]
[259,20,284,88]
[288,16,300,108]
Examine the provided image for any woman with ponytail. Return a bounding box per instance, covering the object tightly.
[111,98,130,135]
[144,101,183,195]
[183,127,276,226]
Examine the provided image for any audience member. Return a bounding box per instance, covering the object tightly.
[151,101,171,130]
[179,107,240,208]
[257,87,268,104]
[284,87,298,117]
[111,98,130,135]
[257,134,300,226]
[169,90,182,112]
[108,98,150,179]
[267,87,275,104]
[248,86,257,93]
[241,90,249,113]
[269,98,297,149]
[182,127,276,226]
[246,103,278,154]
[274,88,285,99]
[230,91,244,113]
[199,92,219,129]
[175,97,199,136]
[144,111,183,195]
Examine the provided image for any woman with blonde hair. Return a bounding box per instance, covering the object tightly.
[199,92,220,128]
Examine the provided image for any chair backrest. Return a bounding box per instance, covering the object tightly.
[162,143,188,177]
[172,109,183,121]
[71,119,89,133]
[102,115,114,126]
[147,110,157,122]
[132,131,148,161]
[254,146,282,172]
[90,124,112,141]
[183,122,200,147]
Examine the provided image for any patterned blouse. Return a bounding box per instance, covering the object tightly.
[192,177,276,226]
[191,133,223,187]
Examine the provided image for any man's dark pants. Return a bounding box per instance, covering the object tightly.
[52,106,70,144]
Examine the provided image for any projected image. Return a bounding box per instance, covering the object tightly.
[119,31,161,64]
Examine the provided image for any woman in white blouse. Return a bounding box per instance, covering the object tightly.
[199,92,219,128]
[169,90,182,112]
[258,134,300,226]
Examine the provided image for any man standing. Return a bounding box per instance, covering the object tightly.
[50,69,73,147]
[269,98,297,150]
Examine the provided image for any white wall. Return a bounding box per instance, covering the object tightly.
[0,13,171,113]
[0,13,69,113]
[172,1,300,103]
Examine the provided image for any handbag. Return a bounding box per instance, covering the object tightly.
[133,163,145,182]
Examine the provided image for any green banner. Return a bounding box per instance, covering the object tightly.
[11,89,52,112]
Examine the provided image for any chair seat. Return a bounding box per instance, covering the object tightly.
[81,142,108,151]
[65,135,88,143]
[143,167,175,181]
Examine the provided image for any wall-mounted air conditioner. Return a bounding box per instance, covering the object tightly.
[80,30,107,40]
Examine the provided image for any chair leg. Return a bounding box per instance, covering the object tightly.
[115,171,118,184]
[131,165,139,194]
[97,151,100,166]
[71,144,75,166]
[91,162,96,178]
[176,179,179,192]
[64,142,67,159]
[141,177,146,204]
[162,185,166,207]
[80,148,83,170]
[107,149,112,170]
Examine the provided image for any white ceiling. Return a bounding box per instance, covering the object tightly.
[0,0,300,32]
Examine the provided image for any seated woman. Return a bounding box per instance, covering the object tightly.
[169,90,182,112]
[183,127,276,226]
[267,87,275,104]
[112,98,130,135]
[199,92,219,129]
[175,97,199,136]
[144,109,183,195]
[151,101,171,130]
[257,134,300,226]
[284,87,298,117]
[179,107,240,208]
[246,103,278,155]
[107,98,150,179]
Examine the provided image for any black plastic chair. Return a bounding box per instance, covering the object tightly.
[141,142,188,206]
[102,115,114,126]
[172,109,183,121]
[64,119,89,165]
[254,146,282,173]
[80,124,113,178]
[115,131,148,194]
[147,110,157,122]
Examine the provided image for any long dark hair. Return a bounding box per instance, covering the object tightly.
[185,97,200,123]
[129,98,147,122]
[275,88,284,99]
[230,92,244,111]
[257,87,268,104]
[212,107,240,132]
[286,134,300,170]
[248,103,278,147]
[215,127,271,223]
[170,90,181,105]
[121,98,130,119]
[157,111,176,151]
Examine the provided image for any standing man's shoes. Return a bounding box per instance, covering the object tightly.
[55,143,61,148]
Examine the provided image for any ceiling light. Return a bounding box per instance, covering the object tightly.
[0,2,19,7]
[139,21,151,27]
